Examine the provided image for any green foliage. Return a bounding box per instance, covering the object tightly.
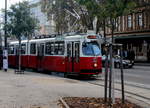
[7,1,39,39]
[42,0,136,33]
[76,0,98,16]
[75,0,99,30]
[104,0,136,19]
[41,0,75,34]
[76,0,136,31]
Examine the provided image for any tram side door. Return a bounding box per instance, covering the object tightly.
[15,45,19,68]
[37,43,44,71]
[67,42,80,73]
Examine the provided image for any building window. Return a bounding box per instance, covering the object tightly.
[144,0,149,3]
[30,43,36,54]
[138,13,143,27]
[115,17,121,31]
[127,15,132,28]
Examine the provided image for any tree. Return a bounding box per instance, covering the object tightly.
[7,1,39,72]
[41,0,76,34]
[76,0,136,104]
[75,0,99,32]
[41,0,102,33]
[101,0,136,104]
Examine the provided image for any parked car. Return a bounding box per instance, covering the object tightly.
[102,55,134,68]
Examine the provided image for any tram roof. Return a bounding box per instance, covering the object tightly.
[9,33,98,44]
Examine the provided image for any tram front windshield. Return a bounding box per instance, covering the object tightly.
[82,42,101,56]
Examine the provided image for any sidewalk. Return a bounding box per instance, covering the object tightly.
[0,69,149,108]
[0,69,105,108]
[89,79,150,107]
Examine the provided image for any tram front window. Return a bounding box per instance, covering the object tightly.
[82,42,101,56]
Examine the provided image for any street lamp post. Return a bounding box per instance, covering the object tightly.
[3,0,8,72]
[5,0,7,47]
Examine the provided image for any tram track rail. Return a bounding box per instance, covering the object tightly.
[86,80,150,104]
[96,77,150,90]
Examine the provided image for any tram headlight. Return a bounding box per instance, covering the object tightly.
[94,63,98,67]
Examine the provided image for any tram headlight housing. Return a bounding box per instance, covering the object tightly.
[94,63,98,67]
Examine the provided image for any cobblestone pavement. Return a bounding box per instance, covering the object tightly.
[0,69,107,108]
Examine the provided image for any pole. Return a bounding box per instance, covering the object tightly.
[109,20,115,104]
[18,38,21,72]
[103,20,109,103]
[5,0,7,48]
[3,0,8,72]
[112,51,115,104]
[104,45,109,102]
[120,45,125,103]
[109,44,112,104]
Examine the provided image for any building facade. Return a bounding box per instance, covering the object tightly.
[106,0,150,62]
[29,0,55,35]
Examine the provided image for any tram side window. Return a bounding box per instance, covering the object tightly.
[54,42,64,55]
[59,42,65,55]
[30,43,36,54]
[45,42,54,55]
[54,43,59,55]
[21,44,26,54]
[51,43,55,55]
[8,45,15,54]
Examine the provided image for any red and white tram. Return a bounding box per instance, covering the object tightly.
[8,34,102,76]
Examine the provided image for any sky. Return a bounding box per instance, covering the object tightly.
[0,0,27,11]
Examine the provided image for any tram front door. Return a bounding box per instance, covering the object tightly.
[37,43,44,71]
[66,42,80,74]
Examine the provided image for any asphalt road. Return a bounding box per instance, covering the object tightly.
[100,65,150,88]
[51,65,150,88]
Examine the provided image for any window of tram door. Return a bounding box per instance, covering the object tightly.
[38,44,44,57]
[75,43,80,62]
[30,43,36,55]
[54,43,59,55]
[45,42,51,55]
[8,45,15,54]
[15,45,19,55]
[67,44,71,57]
